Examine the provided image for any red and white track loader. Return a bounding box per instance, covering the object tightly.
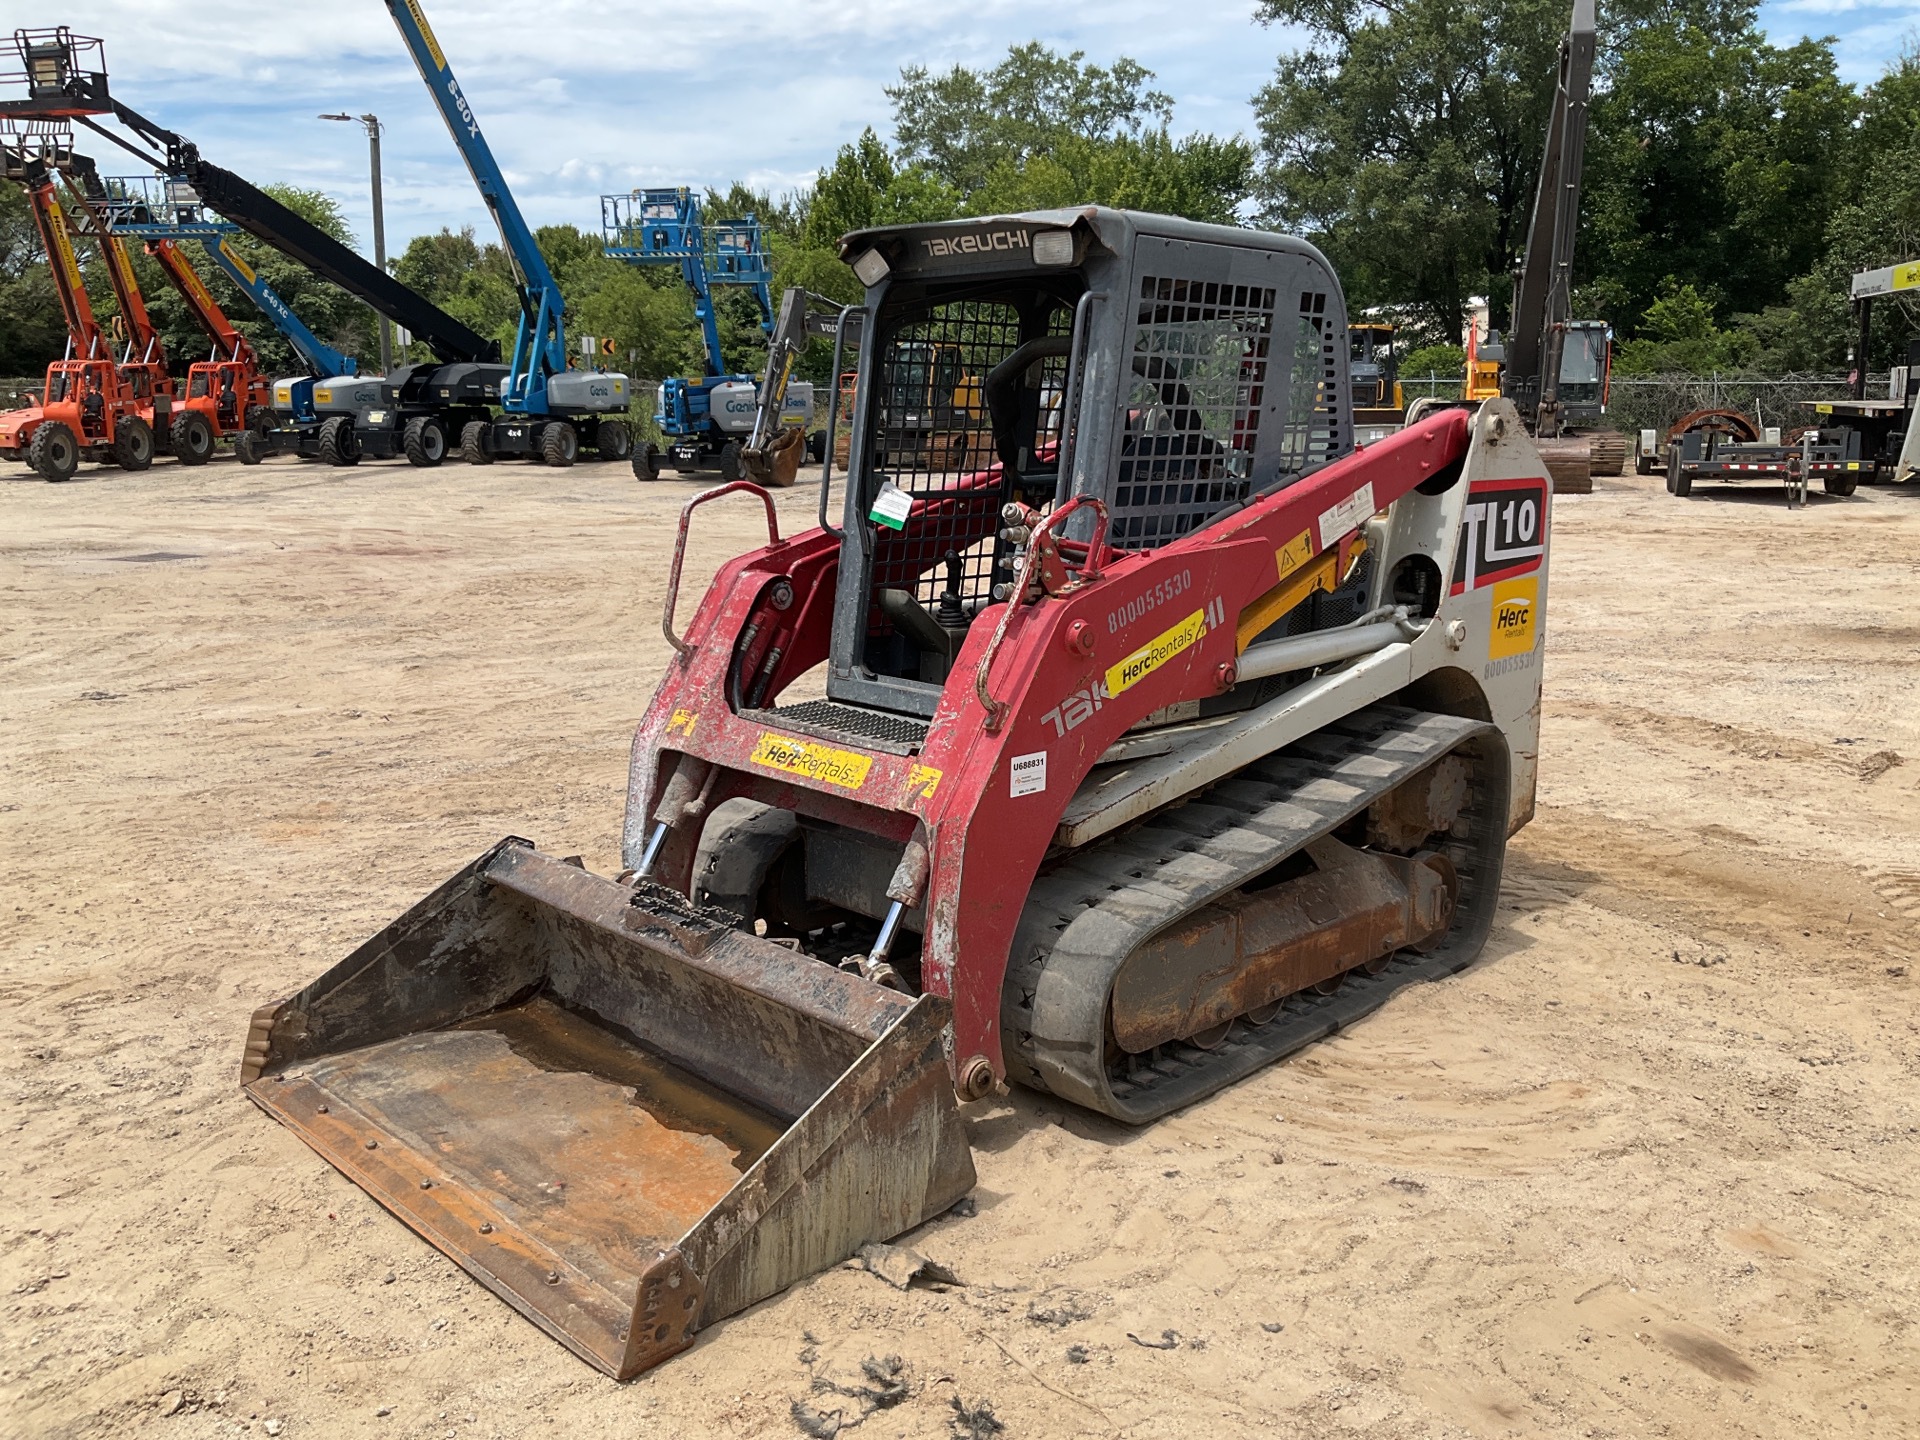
[241,207,1552,1379]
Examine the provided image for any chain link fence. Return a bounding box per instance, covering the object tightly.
[1398,372,1892,434]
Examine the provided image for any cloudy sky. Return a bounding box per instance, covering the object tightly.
[36,0,1920,260]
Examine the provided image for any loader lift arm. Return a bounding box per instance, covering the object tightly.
[2,26,497,365]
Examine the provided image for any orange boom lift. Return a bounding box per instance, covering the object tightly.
[0,138,154,480]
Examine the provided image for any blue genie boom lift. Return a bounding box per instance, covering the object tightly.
[383,0,630,466]
[97,173,361,454]
[601,187,806,481]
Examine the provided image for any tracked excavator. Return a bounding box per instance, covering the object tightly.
[240,206,1552,1379]
[1438,0,1626,487]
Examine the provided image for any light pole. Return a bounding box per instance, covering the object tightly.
[319,111,390,373]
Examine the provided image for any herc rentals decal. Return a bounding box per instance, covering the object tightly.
[1105,596,1228,697]
[1487,577,1539,659]
[749,732,871,790]
[1451,477,1547,594]
[404,0,448,69]
[217,238,256,285]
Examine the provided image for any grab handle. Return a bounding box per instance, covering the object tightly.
[664,481,784,657]
[973,495,1110,732]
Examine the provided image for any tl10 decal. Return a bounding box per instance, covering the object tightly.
[1451,477,1547,594]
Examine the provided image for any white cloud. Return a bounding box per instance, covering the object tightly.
[39,0,1278,253]
[28,0,1912,263]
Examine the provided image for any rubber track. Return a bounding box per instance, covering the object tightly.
[1000,704,1511,1123]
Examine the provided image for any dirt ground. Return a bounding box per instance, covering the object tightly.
[3,451,1917,1440]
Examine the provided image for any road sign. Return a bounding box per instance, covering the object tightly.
[1850,261,1920,300]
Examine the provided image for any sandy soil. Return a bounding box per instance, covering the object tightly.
[3,453,1917,1440]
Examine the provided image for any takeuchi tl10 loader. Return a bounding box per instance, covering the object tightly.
[241,206,1553,1380]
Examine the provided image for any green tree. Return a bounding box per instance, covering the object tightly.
[888,45,1251,222]
[890,43,1173,199]
[0,181,66,378]
[1737,47,1920,371]
[1583,21,1856,329]
[1251,0,1862,350]
[1251,0,1569,337]
[1613,278,1756,373]
[392,225,481,303]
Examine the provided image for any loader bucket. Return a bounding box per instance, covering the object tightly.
[240,839,975,1379]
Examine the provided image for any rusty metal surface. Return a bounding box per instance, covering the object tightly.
[244,841,973,1381]
[247,997,752,1376]
[1365,756,1468,852]
[683,992,974,1321]
[1109,838,1456,1054]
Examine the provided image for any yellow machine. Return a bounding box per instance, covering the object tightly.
[1348,322,1404,424]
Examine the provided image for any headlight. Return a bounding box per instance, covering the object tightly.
[852,248,890,287]
[1032,229,1074,266]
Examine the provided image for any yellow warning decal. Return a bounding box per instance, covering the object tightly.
[750,731,872,790]
[404,0,447,68]
[1107,608,1206,696]
[666,708,698,737]
[906,764,942,801]
[45,197,85,298]
[1897,261,1920,292]
[1275,529,1314,580]
[174,259,217,314]
[1488,577,1539,660]
[218,237,256,285]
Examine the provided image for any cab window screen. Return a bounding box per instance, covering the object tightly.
[1110,277,1275,550]
[863,297,1071,614]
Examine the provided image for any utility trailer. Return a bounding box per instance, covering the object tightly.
[1662,424,1864,506]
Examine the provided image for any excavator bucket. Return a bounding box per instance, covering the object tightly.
[745,423,806,488]
[240,839,974,1379]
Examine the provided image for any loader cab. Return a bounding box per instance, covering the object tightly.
[1348,322,1402,419]
[824,207,1352,721]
